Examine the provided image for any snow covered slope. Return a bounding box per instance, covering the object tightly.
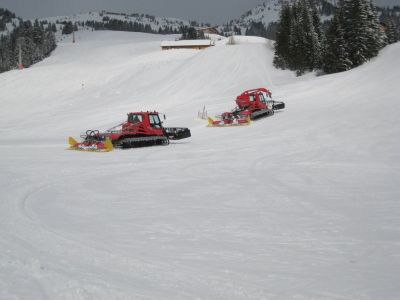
[43,11,190,33]
[0,31,399,300]
[219,0,336,35]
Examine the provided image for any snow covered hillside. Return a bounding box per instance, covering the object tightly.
[42,11,191,34]
[219,0,336,35]
[0,31,399,300]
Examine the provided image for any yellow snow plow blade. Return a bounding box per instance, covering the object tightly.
[67,137,113,152]
[207,117,215,127]
[103,138,114,152]
[207,116,251,127]
[68,136,79,148]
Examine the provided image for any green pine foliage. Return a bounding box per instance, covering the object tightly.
[301,0,322,71]
[366,1,384,56]
[311,5,325,68]
[274,0,386,75]
[274,0,324,75]
[61,21,75,35]
[273,3,292,69]
[0,17,56,73]
[323,11,352,73]
[265,22,279,41]
[288,2,307,74]
[323,0,384,73]
[245,22,268,38]
[386,20,398,44]
[346,0,369,66]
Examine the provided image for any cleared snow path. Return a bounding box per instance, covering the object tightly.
[0,31,399,300]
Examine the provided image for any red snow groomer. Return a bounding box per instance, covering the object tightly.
[68,111,191,152]
[208,88,285,127]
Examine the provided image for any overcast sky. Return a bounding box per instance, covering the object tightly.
[0,0,398,24]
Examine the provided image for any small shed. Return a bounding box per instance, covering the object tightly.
[161,40,214,50]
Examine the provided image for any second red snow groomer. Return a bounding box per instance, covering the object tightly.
[208,87,285,127]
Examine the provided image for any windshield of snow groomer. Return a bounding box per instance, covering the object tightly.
[130,113,143,124]
[149,114,162,128]
[262,91,271,101]
[259,92,267,103]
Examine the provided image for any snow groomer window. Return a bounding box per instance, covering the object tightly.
[131,114,143,124]
[149,114,162,128]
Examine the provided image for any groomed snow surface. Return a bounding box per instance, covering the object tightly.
[0,32,399,300]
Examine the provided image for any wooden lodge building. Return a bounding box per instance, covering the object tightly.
[161,40,215,50]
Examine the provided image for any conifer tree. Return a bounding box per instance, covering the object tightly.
[0,35,14,72]
[330,0,384,69]
[365,0,384,59]
[345,0,369,66]
[274,0,387,75]
[386,20,398,44]
[33,20,44,45]
[0,12,56,73]
[288,2,307,74]
[300,0,321,70]
[273,3,292,69]
[311,4,325,68]
[62,21,74,35]
[274,0,324,75]
[323,11,352,73]
[245,22,268,38]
